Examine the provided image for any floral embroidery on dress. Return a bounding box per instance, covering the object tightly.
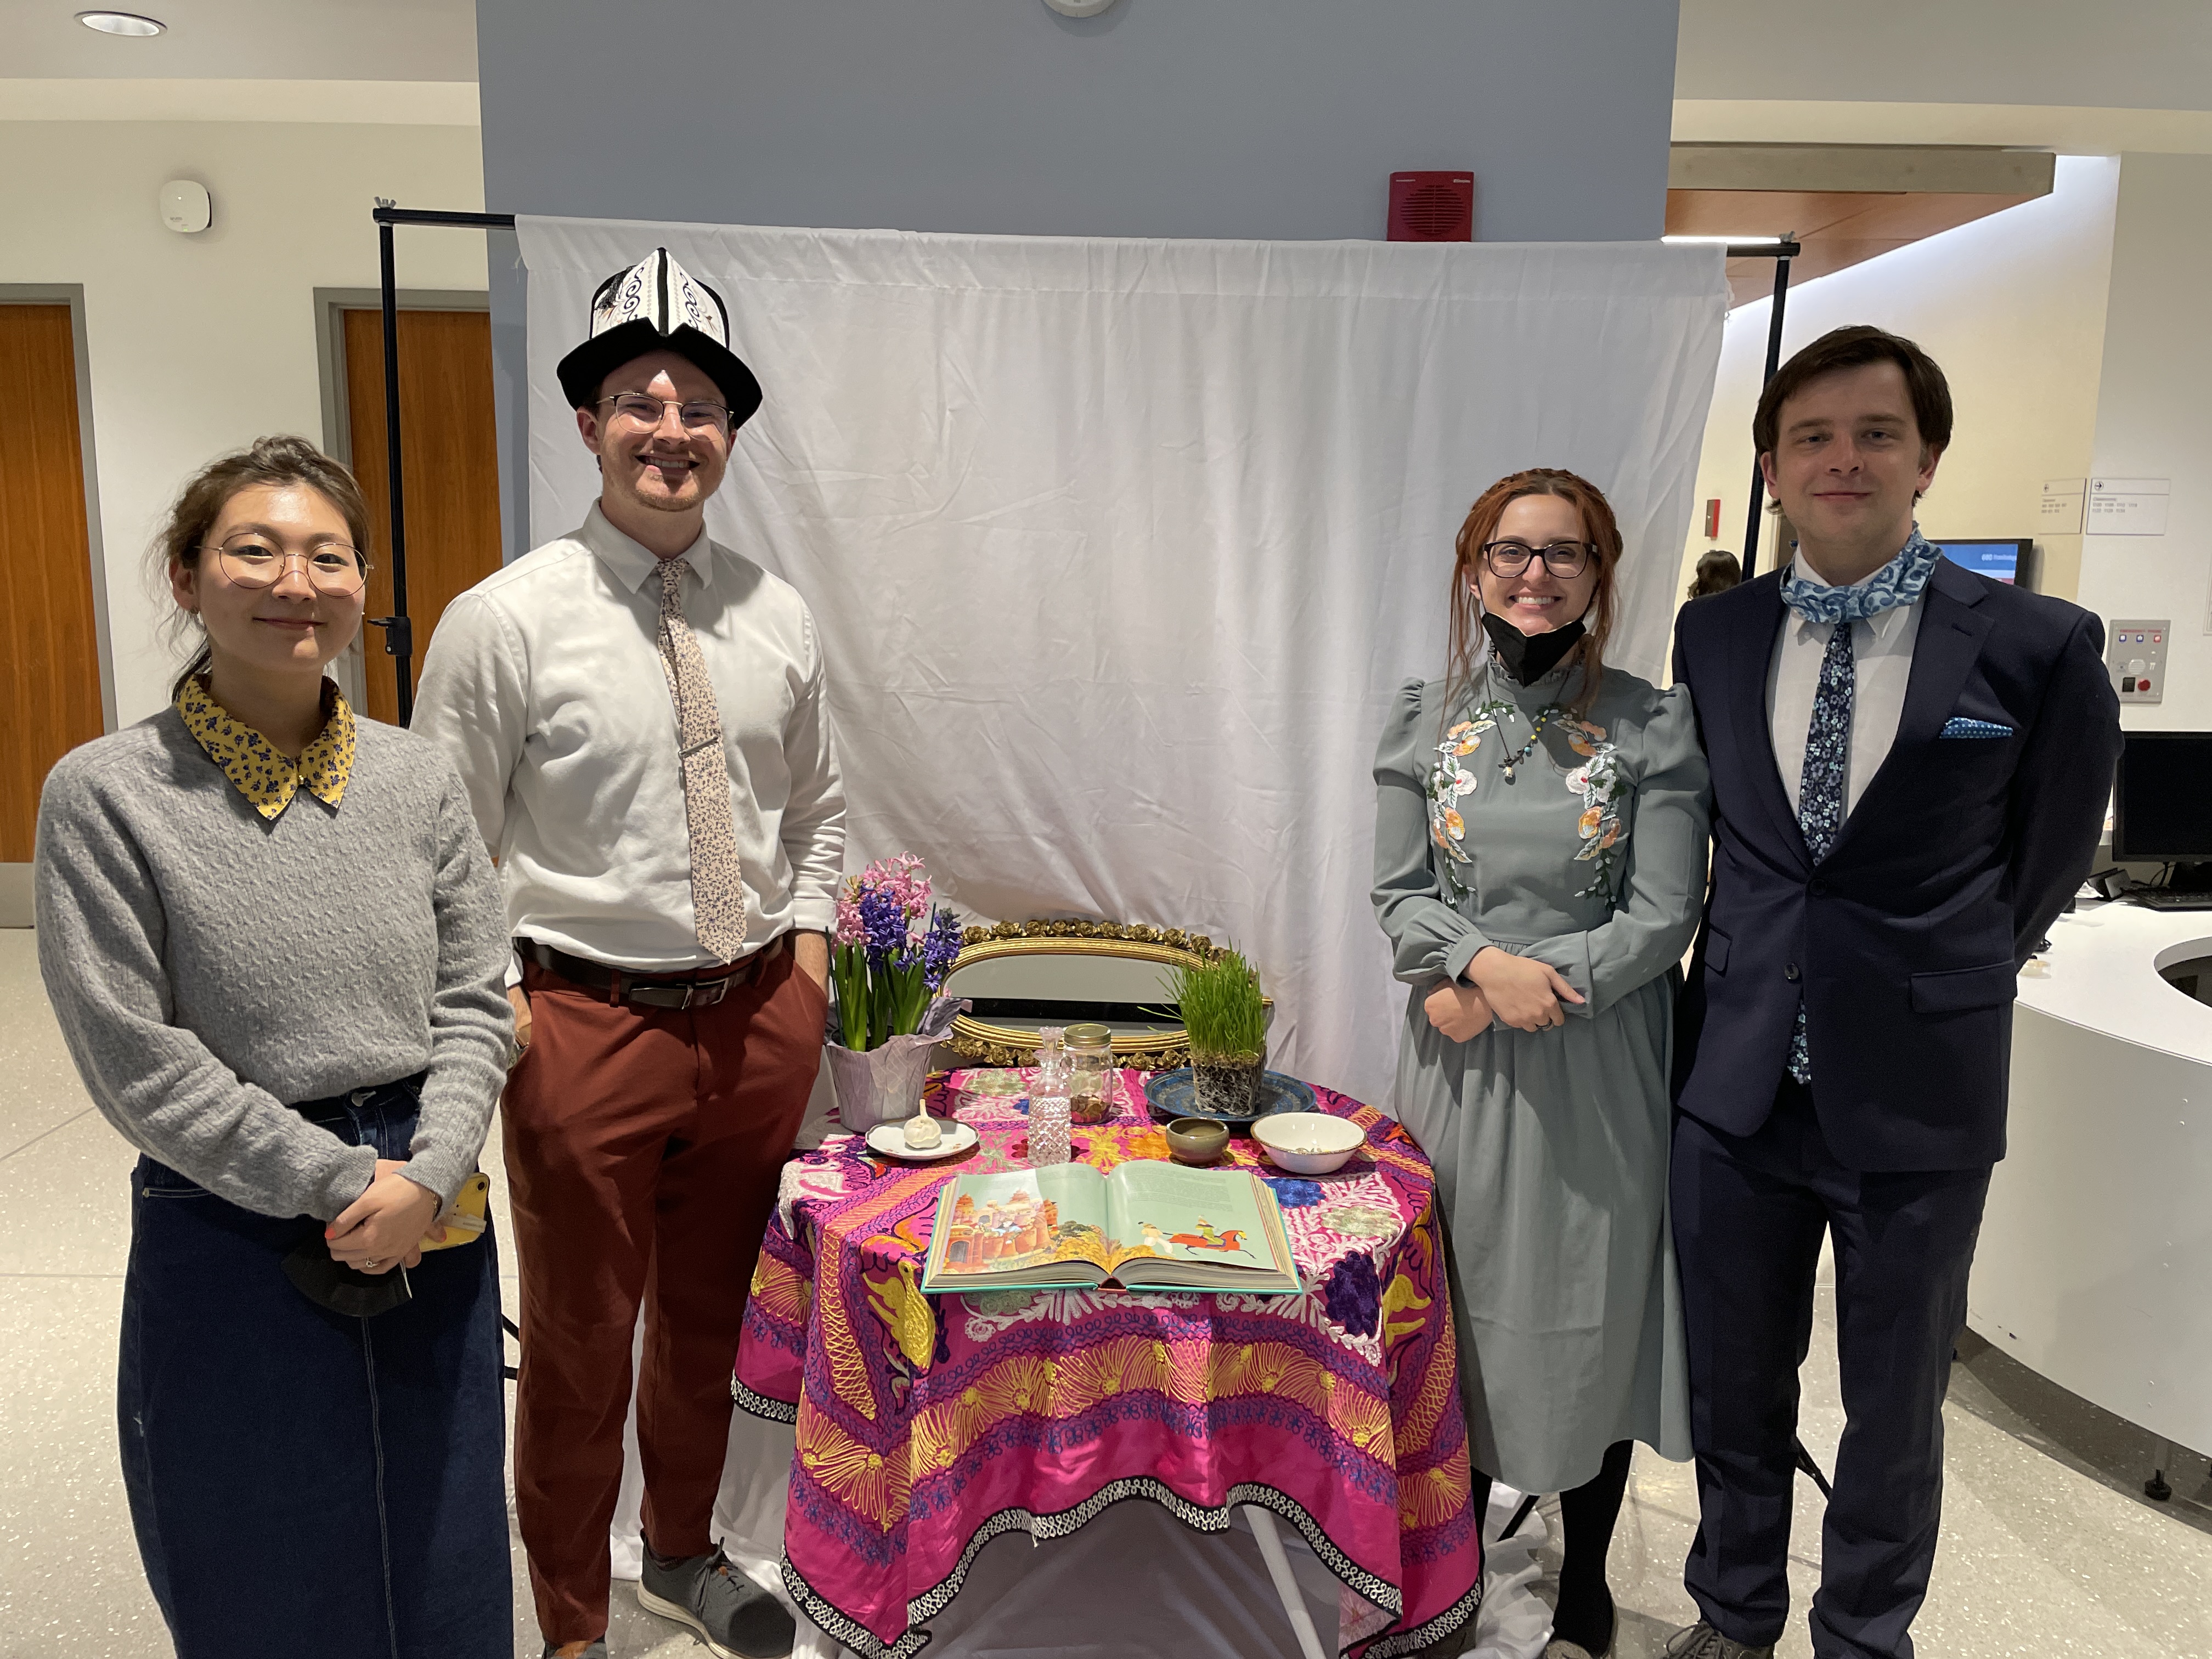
[1424,718,1495,900]
[1562,720,1630,899]
[1427,702,1632,904]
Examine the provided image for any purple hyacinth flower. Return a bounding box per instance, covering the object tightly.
[921,906,963,991]
[859,888,907,970]
[1322,1251,1381,1338]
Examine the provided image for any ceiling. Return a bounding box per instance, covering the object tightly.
[4,0,2211,163]
[0,0,475,81]
[2,0,2208,104]
[1666,144,2057,305]
[1675,0,2212,116]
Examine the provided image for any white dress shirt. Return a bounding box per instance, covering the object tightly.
[1766,547,1927,820]
[413,503,845,970]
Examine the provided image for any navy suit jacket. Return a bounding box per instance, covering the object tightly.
[1671,555,2121,1172]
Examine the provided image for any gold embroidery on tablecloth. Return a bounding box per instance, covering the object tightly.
[1397,1460,1473,1530]
[796,1407,910,1533]
[750,1252,813,1326]
[814,1168,952,1423]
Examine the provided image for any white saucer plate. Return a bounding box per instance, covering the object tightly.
[863,1119,980,1162]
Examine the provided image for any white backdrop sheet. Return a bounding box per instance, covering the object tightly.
[515,216,1725,1104]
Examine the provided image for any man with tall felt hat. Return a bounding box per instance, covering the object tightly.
[415,247,841,1659]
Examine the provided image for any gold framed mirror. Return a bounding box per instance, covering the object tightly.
[943,921,1265,1071]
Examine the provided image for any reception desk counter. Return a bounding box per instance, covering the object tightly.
[1968,901,2212,1457]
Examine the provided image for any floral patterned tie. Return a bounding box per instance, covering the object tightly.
[656,557,748,962]
[1787,622,1854,1084]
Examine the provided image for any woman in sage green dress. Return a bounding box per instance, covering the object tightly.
[1371,469,1711,1659]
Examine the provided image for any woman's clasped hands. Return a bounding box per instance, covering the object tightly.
[1464,945,1586,1032]
[325,1160,441,1275]
[1423,979,1494,1041]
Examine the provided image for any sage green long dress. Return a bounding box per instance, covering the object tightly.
[1371,655,1709,1494]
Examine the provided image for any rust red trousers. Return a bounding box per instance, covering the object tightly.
[504,939,826,1645]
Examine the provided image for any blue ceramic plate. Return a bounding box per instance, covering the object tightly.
[1143,1068,1316,1127]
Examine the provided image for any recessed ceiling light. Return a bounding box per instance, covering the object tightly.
[78,11,165,36]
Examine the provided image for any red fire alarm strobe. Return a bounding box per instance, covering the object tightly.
[1389,172,1474,242]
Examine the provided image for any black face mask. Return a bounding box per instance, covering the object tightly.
[283,1237,413,1318]
[1481,610,1586,687]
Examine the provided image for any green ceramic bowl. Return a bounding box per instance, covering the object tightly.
[1163,1116,1231,1165]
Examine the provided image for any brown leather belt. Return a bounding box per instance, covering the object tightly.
[519,935,782,1009]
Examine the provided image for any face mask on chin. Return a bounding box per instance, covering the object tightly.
[1481,608,1587,686]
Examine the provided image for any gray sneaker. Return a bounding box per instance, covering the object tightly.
[1661,1623,1776,1659]
[637,1543,796,1659]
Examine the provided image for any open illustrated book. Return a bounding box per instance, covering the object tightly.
[920,1163,1301,1295]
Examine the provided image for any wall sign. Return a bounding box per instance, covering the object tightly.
[2038,478,2084,536]
[2086,477,2170,536]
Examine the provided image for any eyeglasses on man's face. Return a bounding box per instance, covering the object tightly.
[1479,540,1596,579]
[597,393,733,436]
[202,535,368,597]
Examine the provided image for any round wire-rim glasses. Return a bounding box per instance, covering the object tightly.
[597,393,734,435]
[201,536,370,597]
[1479,539,1597,579]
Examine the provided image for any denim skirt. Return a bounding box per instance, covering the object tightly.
[117,1075,512,1658]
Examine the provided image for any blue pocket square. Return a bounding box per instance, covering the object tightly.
[1940,716,2013,740]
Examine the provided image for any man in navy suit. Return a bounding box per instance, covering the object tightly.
[1662,326,2120,1659]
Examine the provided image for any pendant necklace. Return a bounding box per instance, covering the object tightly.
[1499,705,1561,784]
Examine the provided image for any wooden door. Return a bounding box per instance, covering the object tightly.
[0,304,103,863]
[341,308,503,725]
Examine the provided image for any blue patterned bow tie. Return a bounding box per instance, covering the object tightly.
[1779,527,1939,625]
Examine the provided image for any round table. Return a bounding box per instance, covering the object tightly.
[734,1069,1481,1659]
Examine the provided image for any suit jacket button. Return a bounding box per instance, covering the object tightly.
[1809,877,1827,898]
[1784,963,1802,982]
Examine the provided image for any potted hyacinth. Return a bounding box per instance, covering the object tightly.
[824,854,968,1132]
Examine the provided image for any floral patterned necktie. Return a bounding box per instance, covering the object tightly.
[1786,624,1854,1084]
[1779,528,1939,1085]
[656,557,748,962]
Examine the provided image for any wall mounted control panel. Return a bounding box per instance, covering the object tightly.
[2106,618,2167,704]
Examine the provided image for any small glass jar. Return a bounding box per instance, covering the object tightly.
[1030,1026,1070,1098]
[1063,1023,1118,1125]
[1028,1092,1072,1167]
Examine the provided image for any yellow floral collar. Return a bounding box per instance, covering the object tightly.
[175,674,356,820]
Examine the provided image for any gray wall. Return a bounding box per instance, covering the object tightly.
[475,0,1683,551]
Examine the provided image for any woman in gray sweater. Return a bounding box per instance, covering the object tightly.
[35,437,515,1658]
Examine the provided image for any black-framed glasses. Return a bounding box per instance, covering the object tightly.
[597,393,733,435]
[202,535,368,597]
[1479,540,1596,579]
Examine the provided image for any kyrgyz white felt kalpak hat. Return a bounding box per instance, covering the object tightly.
[555,246,764,428]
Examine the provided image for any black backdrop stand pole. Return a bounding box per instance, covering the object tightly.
[361,204,515,725]
[373,204,415,725]
[1729,240,1827,1500]
[1741,248,1795,578]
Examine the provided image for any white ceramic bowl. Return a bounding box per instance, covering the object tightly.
[1251,1112,1363,1175]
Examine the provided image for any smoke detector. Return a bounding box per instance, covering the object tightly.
[160,180,212,234]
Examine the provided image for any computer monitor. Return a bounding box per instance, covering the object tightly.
[1935,538,2036,589]
[2112,732,2212,862]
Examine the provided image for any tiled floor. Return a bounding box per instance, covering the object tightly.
[3,925,2209,1658]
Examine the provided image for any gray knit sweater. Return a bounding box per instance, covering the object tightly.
[35,708,512,1220]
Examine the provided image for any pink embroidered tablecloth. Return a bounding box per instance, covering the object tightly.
[734,1070,1480,1658]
